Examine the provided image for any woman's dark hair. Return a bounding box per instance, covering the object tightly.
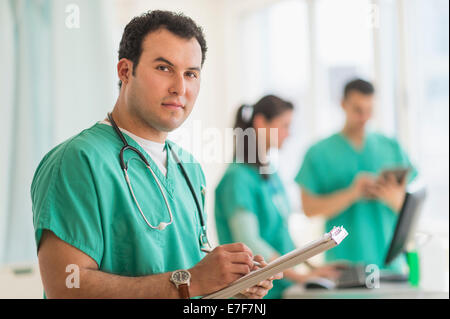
[233,95,294,177]
[118,10,207,88]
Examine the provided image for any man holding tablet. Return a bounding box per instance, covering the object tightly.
[296,79,418,274]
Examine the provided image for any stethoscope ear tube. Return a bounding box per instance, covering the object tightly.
[121,145,150,169]
[108,112,128,145]
[169,145,210,249]
[109,112,150,170]
[168,145,206,228]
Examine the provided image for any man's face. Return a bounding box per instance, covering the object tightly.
[124,28,202,132]
[342,91,374,131]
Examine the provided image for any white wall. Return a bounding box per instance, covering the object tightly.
[0,264,42,299]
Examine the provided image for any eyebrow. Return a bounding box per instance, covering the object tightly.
[154,57,201,72]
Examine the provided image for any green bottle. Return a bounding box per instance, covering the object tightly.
[406,250,420,287]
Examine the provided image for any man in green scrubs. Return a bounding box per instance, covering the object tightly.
[295,79,417,273]
[31,10,280,299]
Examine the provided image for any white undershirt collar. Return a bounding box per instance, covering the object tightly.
[99,120,167,176]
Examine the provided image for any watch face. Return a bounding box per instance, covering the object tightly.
[172,270,190,284]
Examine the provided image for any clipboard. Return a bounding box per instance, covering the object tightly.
[201,226,348,299]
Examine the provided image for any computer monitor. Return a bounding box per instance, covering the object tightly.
[384,185,427,265]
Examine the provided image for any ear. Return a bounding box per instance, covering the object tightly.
[252,113,268,129]
[117,58,133,87]
[340,98,346,110]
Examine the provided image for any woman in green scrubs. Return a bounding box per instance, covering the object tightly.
[215,95,340,299]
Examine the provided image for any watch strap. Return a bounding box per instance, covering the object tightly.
[178,283,190,299]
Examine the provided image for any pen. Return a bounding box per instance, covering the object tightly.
[201,248,263,268]
[304,261,316,270]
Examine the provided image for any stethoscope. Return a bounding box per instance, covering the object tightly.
[107,112,211,250]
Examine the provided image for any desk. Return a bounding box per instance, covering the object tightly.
[283,282,449,299]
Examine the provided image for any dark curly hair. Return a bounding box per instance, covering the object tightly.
[118,10,207,88]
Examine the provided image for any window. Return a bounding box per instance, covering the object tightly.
[314,0,375,138]
[239,0,310,211]
[239,0,376,212]
[403,0,449,231]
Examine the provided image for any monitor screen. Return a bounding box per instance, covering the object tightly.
[384,186,427,265]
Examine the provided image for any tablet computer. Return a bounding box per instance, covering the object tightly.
[380,167,411,183]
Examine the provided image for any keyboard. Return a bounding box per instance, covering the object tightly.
[335,264,409,289]
[335,264,367,288]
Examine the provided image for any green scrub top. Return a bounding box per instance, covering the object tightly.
[295,132,418,273]
[31,123,207,289]
[215,163,296,299]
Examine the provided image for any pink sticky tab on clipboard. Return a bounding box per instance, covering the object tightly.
[329,226,348,245]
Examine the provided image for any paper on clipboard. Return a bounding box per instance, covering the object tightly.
[201,226,348,299]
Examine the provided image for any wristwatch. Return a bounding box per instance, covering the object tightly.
[170,269,191,299]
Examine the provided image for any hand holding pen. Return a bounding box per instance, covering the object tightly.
[201,247,263,268]
[200,244,283,299]
[188,243,281,298]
